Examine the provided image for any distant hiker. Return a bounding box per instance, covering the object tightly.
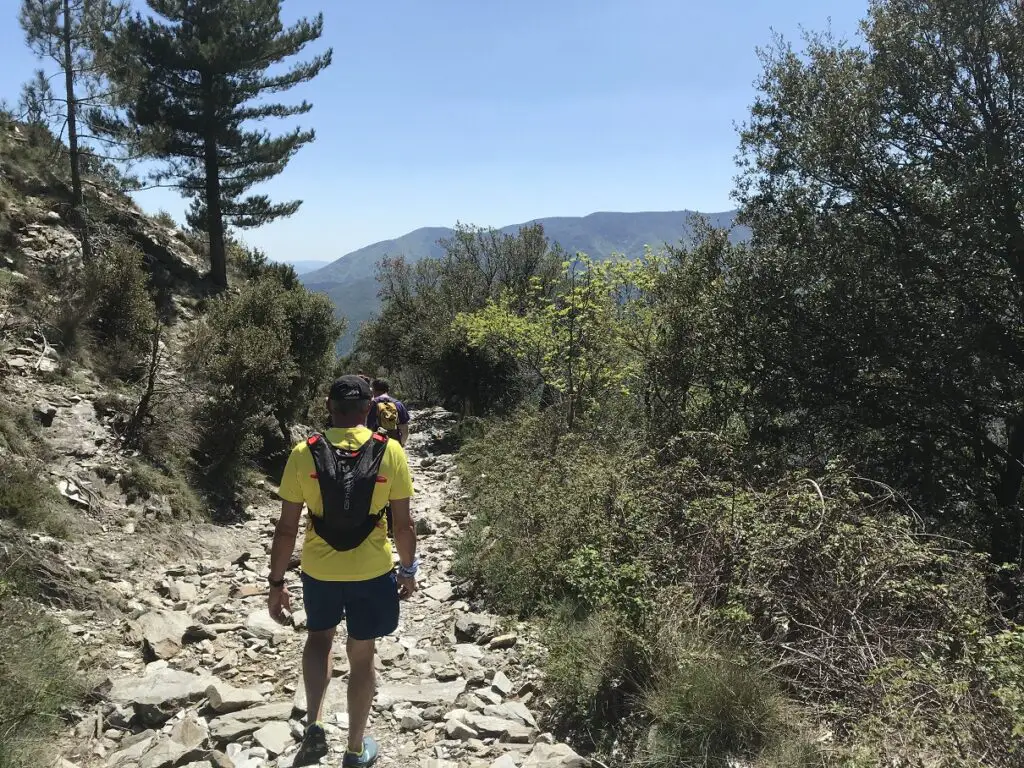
[366,379,410,446]
[268,375,419,768]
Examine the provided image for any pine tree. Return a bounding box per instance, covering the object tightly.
[19,0,130,262]
[105,0,332,291]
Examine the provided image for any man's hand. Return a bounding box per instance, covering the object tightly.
[397,574,417,600]
[268,500,302,625]
[268,585,292,624]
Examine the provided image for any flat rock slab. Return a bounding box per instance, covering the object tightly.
[253,721,293,756]
[130,610,191,660]
[454,613,498,643]
[107,668,216,726]
[205,682,263,714]
[523,743,589,768]
[292,677,349,720]
[245,610,291,642]
[209,701,293,743]
[483,702,537,729]
[378,679,467,706]
[138,738,200,768]
[423,582,453,602]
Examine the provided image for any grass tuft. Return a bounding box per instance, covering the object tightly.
[0,585,83,768]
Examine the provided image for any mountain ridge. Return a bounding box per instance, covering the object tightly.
[301,209,746,353]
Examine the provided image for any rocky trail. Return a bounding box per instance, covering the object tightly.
[45,407,588,768]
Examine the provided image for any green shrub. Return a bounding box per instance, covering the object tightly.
[42,240,157,379]
[0,586,83,768]
[153,209,176,228]
[0,456,69,537]
[86,241,157,379]
[0,402,46,460]
[454,409,669,620]
[641,641,789,767]
[118,459,203,519]
[184,272,342,509]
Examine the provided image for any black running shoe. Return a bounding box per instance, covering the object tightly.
[293,721,329,766]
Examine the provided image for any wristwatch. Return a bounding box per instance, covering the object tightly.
[268,576,286,588]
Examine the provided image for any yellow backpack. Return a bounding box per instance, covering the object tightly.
[376,399,399,437]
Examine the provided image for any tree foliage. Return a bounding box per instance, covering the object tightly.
[103,0,332,290]
[185,265,343,508]
[356,222,561,413]
[733,0,1024,564]
[456,255,658,429]
[447,2,1024,762]
[19,0,131,260]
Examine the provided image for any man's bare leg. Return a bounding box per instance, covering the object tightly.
[303,628,335,723]
[346,637,376,752]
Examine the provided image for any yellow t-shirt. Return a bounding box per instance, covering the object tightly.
[278,426,414,582]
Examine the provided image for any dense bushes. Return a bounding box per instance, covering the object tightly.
[353,223,560,411]
[446,4,1024,761]
[0,403,67,536]
[456,413,1024,765]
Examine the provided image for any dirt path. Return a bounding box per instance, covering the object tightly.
[52,408,587,768]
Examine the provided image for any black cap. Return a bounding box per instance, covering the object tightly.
[329,375,371,402]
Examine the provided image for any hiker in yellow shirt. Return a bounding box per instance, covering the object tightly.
[267,375,419,767]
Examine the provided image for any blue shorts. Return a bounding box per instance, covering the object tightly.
[300,570,399,639]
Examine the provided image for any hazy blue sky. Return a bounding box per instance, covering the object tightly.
[0,0,866,262]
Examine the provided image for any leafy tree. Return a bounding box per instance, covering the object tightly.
[644,228,746,437]
[103,0,332,290]
[457,255,657,429]
[358,223,561,412]
[734,0,1024,562]
[185,270,342,506]
[19,0,130,261]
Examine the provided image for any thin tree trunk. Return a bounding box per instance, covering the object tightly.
[201,77,227,291]
[125,324,161,447]
[204,139,227,291]
[63,0,91,262]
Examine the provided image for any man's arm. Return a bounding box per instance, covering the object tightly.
[398,423,410,446]
[390,497,415,566]
[390,497,417,598]
[270,500,303,581]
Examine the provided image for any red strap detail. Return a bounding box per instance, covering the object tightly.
[372,433,387,443]
[307,435,320,445]
[375,476,387,483]
[310,472,319,479]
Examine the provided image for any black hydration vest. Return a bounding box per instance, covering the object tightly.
[305,431,389,551]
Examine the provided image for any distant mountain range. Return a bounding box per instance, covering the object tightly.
[301,210,746,354]
[288,260,332,275]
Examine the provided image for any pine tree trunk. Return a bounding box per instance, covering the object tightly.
[63,0,91,262]
[204,142,228,291]
[201,78,227,291]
